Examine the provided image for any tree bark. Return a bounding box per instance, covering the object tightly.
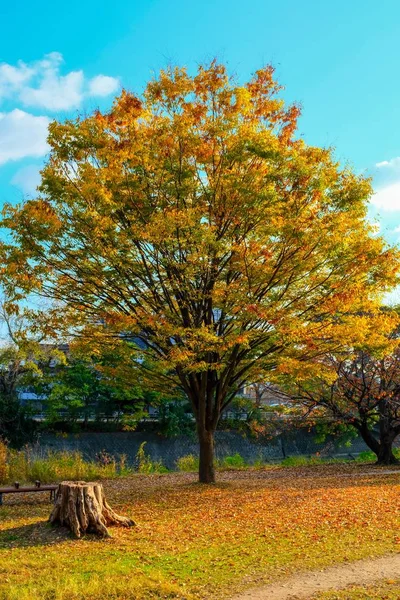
[355,421,381,457]
[354,420,398,465]
[198,429,216,484]
[377,401,399,465]
[49,481,135,538]
[376,434,399,465]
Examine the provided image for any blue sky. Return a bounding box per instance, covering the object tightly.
[1,0,400,242]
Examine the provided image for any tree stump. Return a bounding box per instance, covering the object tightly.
[49,481,135,538]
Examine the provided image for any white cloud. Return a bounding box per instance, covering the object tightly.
[11,164,42,195]
[20,69,85,111]
[0,109,50,165]
[376,157,400,170]
[0,53,120,111]
[370,156,400,212]
[88,75,120,97]
[371,181,400,212]
[0,62,34,93]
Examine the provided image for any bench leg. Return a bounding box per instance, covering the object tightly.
[0,493,3,506]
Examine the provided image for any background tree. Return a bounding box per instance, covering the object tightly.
[0,344,38,447]
[278,344,400,465]
[33,342,147,429]
[0,298,62,446]
[2,63,398,481]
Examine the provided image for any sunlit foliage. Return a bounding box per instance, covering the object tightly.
[2,62,398,481]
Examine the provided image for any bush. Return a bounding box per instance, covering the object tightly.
[176,454,199,472]
[218,453,246,469]
[355,448,400,463]
[355,450,377,463]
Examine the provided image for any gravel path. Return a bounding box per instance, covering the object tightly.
[231,553,400,599]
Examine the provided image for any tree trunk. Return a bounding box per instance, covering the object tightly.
[49,481,135,538]
[376,435,399,465]
[377,401,399,465]
[354,421,381,460]
[198,429,216,484]
[354,420,398,465]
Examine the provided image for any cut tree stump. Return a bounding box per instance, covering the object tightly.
[49,481,135,538]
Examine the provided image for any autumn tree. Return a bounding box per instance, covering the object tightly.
[281,347,400,465]
[2,63,398,482]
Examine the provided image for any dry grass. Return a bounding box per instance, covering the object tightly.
[0,440,131,484]
[0,464,399,599]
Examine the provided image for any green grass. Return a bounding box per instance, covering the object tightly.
[280,455,324,467]
[0,464,399,599]
[177,453,247,472]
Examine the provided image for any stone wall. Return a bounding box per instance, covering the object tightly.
[31,429,372,469]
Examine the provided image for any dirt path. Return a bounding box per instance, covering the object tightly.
[231,553,400,599]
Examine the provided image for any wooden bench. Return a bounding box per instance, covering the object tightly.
[0,481,58,505]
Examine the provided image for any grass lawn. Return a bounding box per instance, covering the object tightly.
[0,464,399,600]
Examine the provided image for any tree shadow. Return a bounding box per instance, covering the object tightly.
[0,521,73,548]
[0,520,107,549]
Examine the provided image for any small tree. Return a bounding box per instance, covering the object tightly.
[281,348,400,465]
[34,343,147,428]
[0,298,62,445]
[2,63,398,481]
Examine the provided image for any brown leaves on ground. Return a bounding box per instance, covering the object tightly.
[0,464,399,600]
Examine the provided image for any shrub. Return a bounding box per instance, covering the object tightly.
[95,450,115,466]
[118,454,131,476]
[355,450,377,463]
[219,453,246,469]
[176,454,199,472]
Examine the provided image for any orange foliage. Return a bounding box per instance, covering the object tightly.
[1,62,399,481]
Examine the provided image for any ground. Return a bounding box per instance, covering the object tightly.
[0,464,399,600]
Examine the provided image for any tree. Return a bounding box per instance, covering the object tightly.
[37,349,146,428]
[0,298,62,446]
[2,63,398,481]
[282,347,400,465]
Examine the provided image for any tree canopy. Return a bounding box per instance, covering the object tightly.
[2,62,398,481]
